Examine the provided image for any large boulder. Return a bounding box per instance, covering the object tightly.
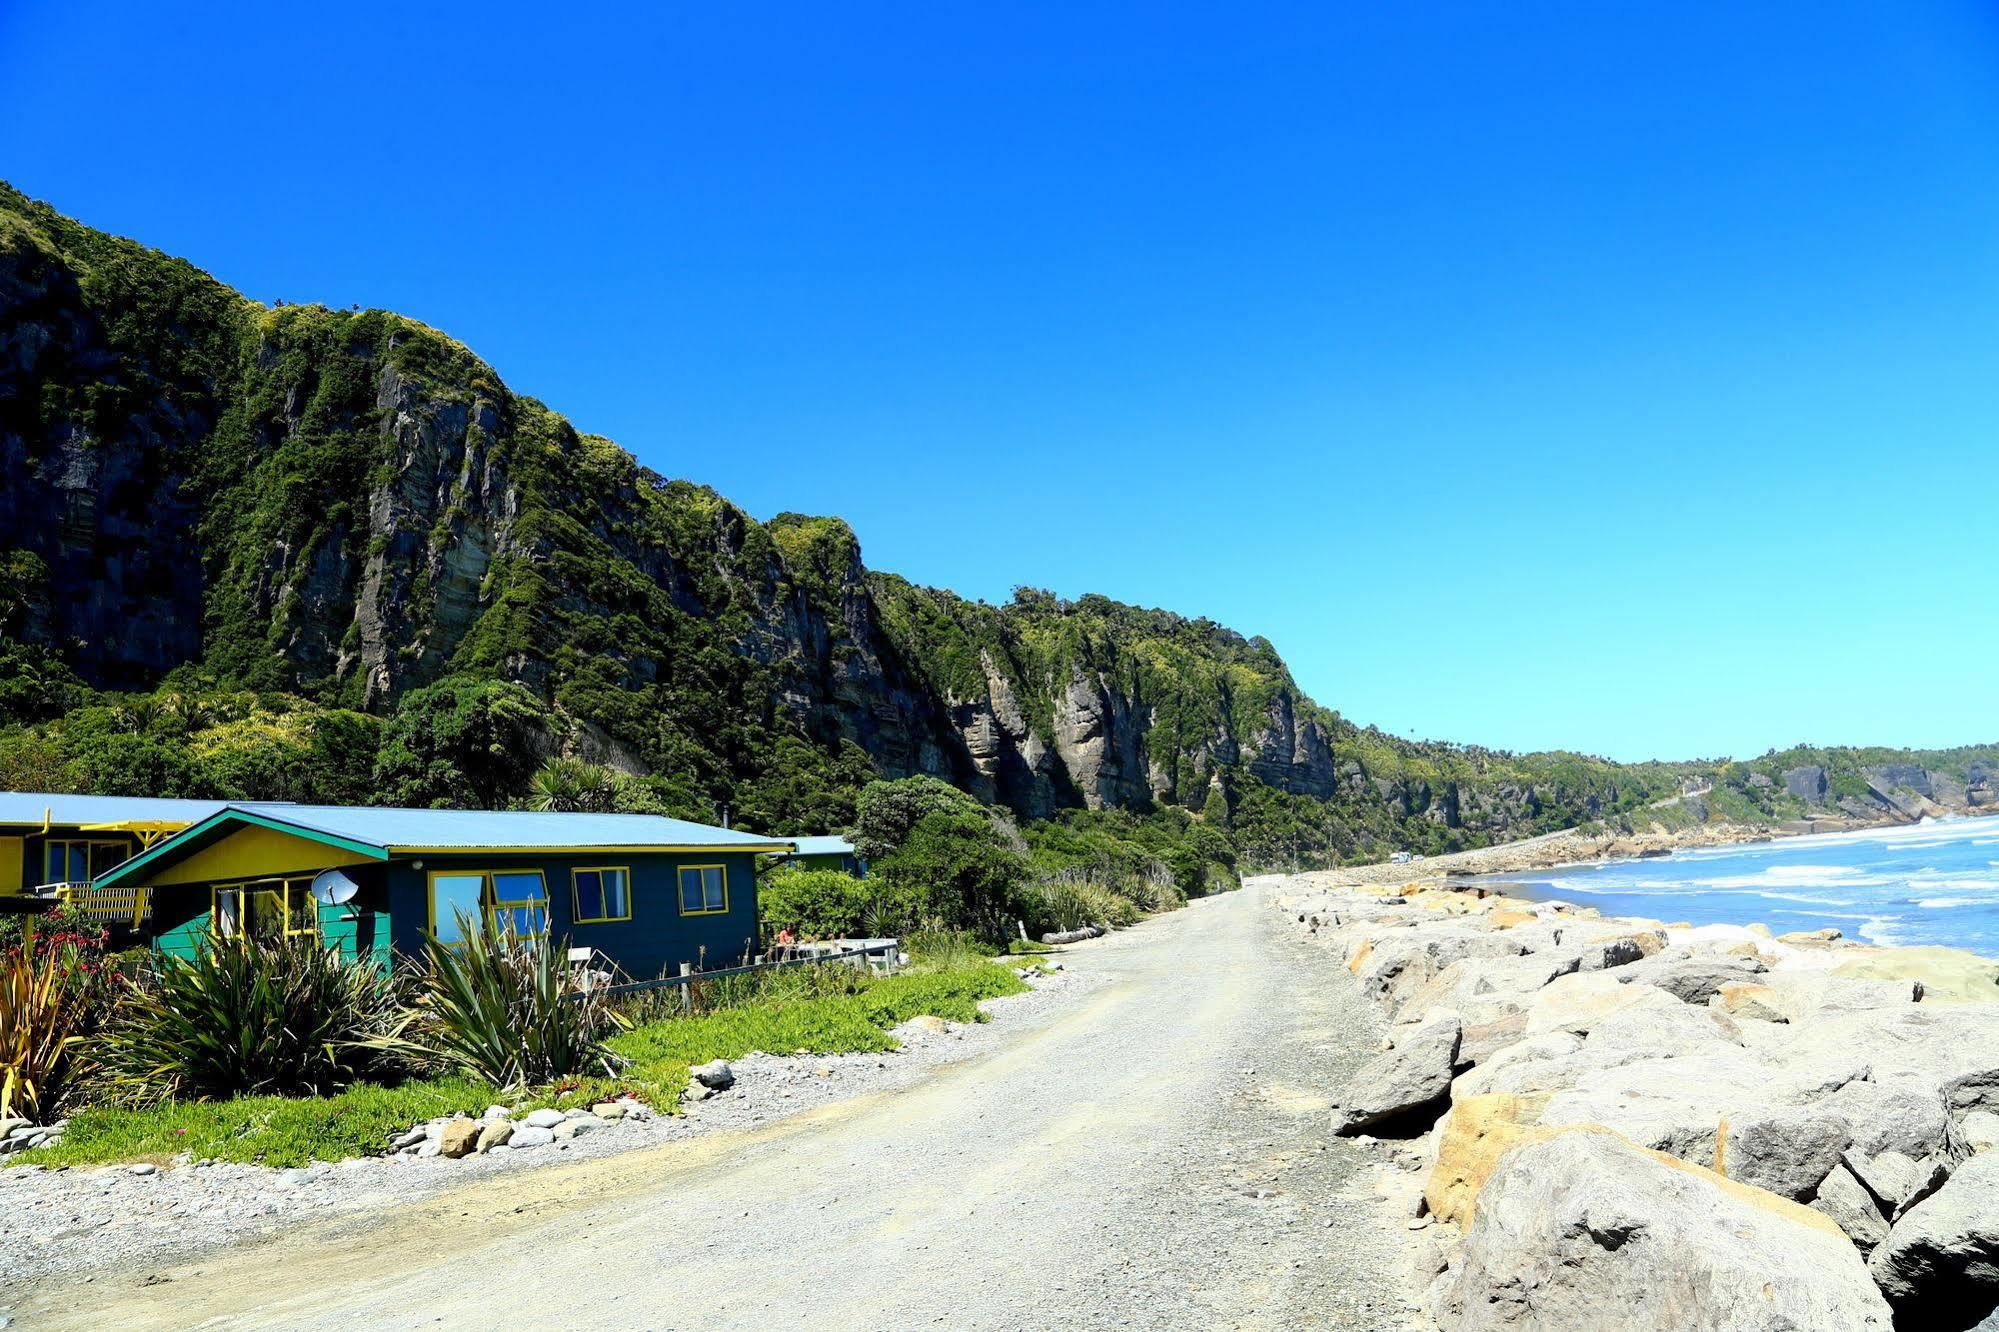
[1434,1131,1894,1330]
[1615,949,1767,1005]
[1539,1046,1847,1171]
[1349,929,1528,1007]
[1521,972,1686,1039]
[1390,952,1581,1028]
[1868,1152,1999,1326]
[1334,1011,1461,1134]
[1832,947,1999,1005]
[1726,1104,1854,1200]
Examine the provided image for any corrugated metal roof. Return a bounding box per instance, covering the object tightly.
[787,835,857,857]
[234,803,794,852]
[0,791,252,828]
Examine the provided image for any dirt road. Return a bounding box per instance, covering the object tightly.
[10,885,1407,1330]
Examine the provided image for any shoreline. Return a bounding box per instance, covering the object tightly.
[1289,808,1981,890]
[1267,873,1999,1327]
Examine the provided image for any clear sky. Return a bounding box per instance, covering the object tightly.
[5,2,1998,762]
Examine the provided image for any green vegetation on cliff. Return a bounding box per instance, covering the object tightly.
[3,181,1995,873]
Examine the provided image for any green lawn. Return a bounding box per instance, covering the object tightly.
[25,961,1027,1170]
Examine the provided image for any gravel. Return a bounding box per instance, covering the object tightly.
[8,890,1418,1329]
[0,965,1096,1288]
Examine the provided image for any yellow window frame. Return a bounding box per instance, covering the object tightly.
[426,868,550,940]
[570,866,632,924]
[210,876,319,940]
[42,838,130,885]
[677,863,729,916]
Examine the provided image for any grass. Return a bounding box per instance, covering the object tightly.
[22,959,1026,1170]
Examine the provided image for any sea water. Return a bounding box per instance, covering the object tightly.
[1477,814,1999,959]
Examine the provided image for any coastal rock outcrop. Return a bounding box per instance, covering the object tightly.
[1433,1131,1894,1330]
[1867,1152,1999,1325]
[1276,874,1999,1325]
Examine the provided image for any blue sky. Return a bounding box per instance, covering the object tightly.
[5,2,1998,762]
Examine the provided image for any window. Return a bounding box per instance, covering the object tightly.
[428,869,549,943]
[210,877,318,941]
[490,871,549,938]
[41,839,128,886]
[572,867,631,923]
[678,864,727,915]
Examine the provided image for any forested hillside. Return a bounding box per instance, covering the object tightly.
[2,181,1994,869]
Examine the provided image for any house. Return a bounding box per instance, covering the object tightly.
[769,835,868,878]
[0,792,240,923]
[90,803,795,979]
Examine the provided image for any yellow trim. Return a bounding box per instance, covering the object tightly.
[392,843,791,856]
[140,825,377,889]
[209,876,319,941]
[677,863,730,916]
[0,836,21,896]
[426,868,550,940]
[570,865,632,924]
[40,838,130,886]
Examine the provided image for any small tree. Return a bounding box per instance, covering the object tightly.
[873,808,1028,940]
[851,775,986,861]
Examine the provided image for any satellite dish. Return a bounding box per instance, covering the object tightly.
[310,868,359,905]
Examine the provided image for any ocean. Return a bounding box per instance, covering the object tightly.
[1475,814,1999,959]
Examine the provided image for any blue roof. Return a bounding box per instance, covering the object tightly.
[253,803,795,852]
[787,835,857,857]
[0,791,255,829]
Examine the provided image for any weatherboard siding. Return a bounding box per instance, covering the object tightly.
[382,850,762,978]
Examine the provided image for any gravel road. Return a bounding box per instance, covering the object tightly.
[7,884,1412,1330]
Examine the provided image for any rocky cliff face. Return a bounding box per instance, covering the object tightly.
[3,181,1994,857]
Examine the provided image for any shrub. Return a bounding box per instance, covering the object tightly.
[872,808,1029,941]
[384,912,620,1089]
[0,924,90,1119]
[758,867,875,940]
[96,935,402,1103]
[850,775,986,861]
[1016,872,1142,935]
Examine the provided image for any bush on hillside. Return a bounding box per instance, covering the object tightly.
[872,807,1029,941]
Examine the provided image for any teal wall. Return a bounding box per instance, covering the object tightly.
[148,850,761,979]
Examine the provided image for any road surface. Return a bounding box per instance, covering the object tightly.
[12,885,1407,1330]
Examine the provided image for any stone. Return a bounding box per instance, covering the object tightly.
[683,1082,714,1102]
[389,1127,428,1151]
[415,1140,442,1158]
[1427,1094,1561,1227]
[552,1114,605,1139]
[474,1120,514,1153]
[1725,1105,1853,1200]
[1812,1161,1890,1250]
[1832,947,1999,1005]
[1869,1152,1999,1325]
[1521,972,1684,1039]
[1846,1150,1950,1219]
[128,1162,158,1176]
[1615,952,1767,1005]
[509,1125,555,1148]
[0,1117,29,1140]
[523,1108,567,1129]
[481,1104,510,1121]
[437,1118,481,1159]
[1334,1012,1462,1134]
[1539,1050,1835,1169]
[691,1059,735,1089]
[903,1015,949,1036]
[1713,982,1789,1023]
[592,1101,629,1120]
[1434,1131,1893,1330]
[1961,1109,1999,1154]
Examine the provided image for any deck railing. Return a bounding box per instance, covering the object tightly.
[48,881,150,927]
